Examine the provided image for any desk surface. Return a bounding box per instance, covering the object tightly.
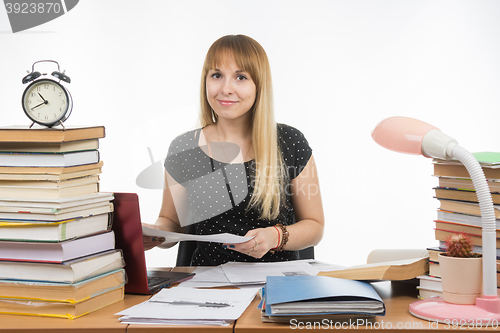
[0,294,146,333]
[235,281,500,332]
[0,274,497,332]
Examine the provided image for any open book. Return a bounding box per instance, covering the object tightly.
[317,249,429,281]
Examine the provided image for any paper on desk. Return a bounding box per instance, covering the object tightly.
[220,260,320,284]
[177,266,270,289]
[115,286,259,326]
[142,226,254,244]
[306,260,347,272]
[177,266,232,288]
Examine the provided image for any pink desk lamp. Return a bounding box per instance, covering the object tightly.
[372,116,500,323]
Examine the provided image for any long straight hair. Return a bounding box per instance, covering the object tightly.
[199,35,287,220]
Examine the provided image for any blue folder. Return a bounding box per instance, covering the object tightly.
[264,275,385,317]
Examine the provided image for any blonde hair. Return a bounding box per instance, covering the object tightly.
[199,35,287,220]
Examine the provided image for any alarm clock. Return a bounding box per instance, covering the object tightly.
[21,60,73,128]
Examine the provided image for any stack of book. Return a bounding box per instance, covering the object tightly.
[417,152,500,299]
[0,126,125,319]
[260,275,385,323]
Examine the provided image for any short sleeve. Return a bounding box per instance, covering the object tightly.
[164,128,204,185]
[277,124,312,179]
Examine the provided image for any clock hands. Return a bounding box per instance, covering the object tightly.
[31,101,48,110]
[31,94,49,111]
[38,92,47,102]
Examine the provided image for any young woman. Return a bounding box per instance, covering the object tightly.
[143,35,324,266]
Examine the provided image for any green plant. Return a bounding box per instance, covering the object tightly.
[444,232,480,258]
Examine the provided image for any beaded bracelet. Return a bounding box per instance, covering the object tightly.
[272,225,280,250]
[270,223,288,253]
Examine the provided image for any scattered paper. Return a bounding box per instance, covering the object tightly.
[116,287,259,326]
[142,226,254,244]
[220,260,320,285]
[306,260,347,272]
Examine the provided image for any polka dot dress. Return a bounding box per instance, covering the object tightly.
[165,124,312,266]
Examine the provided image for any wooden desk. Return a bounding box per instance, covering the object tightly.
[1,276,497,332]
[234,281,500,332]
[0,294,148,333]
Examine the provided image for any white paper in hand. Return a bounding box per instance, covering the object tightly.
[142,226,254,244]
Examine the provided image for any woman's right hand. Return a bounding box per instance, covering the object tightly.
[142,223,166,251]
[143,234,166,251]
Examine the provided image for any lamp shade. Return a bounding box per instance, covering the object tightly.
[371,116,437,155]
[371,116,457,159]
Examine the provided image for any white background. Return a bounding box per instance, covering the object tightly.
[1,0,499,268]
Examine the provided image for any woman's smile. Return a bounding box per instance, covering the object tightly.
[218,99,239,107]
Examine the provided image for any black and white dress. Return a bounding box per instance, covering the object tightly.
[164,123,312,266]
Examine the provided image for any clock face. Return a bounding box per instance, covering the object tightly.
[22,79,72,126]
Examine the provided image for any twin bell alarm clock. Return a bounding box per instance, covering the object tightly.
[21,60,73,128]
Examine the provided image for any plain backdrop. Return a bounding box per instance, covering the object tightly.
[1,0,499,268]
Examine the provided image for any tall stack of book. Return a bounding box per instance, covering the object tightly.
[0,126,125,319]
[417,152,500,299]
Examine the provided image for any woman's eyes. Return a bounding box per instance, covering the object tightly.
[210,73,248,81]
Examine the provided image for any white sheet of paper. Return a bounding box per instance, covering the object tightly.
[115,287,259,323]
[306,260,347,272]
[220,260,320,284]
[142,226,254,244]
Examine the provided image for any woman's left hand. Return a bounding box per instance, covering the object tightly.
[222,226,279,259]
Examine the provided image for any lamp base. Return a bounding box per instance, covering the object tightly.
[409,297,500,324]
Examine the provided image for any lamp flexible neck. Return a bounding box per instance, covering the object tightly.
[452,145,497,297]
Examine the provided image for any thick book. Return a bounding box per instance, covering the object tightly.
[0,126,105,143]
[0,161,103,177]
[435,220,500,238]
[417,275,443,292]
[0,183,99,199]
[0,166,101,181]
[0,269,125,303]
[433,152,500,168]
[0,231,115,262]
[0,213,112,242]
[433,244,500,259]
[437,210,500,228]
[318,257,428,281]
[417,275,500,299]
[434,164,500,179]
[0,175,99,188]
[429,260,441,278]
[434,188,500,205]
[418,288,443,299]
[0,202,112,221]
[438,177,500,193]
[0,192,113,213]
[0,250,124,283]
[0,139,99,153]
[264,275,385,317]
[0,285,124,319]
[0,150,100,167]
[434,229,500,247]
[438,199,500,219]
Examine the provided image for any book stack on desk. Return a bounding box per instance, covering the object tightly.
[260,275,385,323]
[0,125,125,319]
[417,152,500,299]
